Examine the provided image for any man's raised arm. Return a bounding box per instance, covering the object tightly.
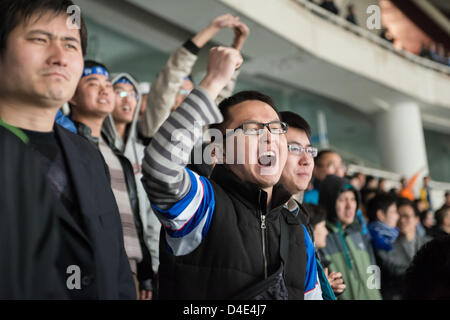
[141,47,242,255]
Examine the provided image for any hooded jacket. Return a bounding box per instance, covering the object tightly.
[318,175,382,300]
[102,73,161,275]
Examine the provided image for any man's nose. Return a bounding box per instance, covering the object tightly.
[47,42,69,68]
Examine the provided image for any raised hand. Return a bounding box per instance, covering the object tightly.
[232,21,250,51]
[199,46,243,100]
[192,14,241,48]
[210,13,241,30]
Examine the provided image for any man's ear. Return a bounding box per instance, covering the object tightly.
[376,209,385,222]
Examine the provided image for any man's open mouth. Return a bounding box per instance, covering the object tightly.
[258,151,277,167]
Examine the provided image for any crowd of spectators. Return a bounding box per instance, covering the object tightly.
[0,0,449,301]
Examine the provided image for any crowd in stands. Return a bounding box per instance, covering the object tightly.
[0,0,449,301]
[309,0,450,68]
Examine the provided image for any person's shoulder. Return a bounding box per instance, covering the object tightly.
[55,124,100,156]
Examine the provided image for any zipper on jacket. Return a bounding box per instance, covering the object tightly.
[261,212,268,279]
[258,189,268,279]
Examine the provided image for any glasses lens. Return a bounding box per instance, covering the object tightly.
[242,122,263,135]
[269,122,287,134]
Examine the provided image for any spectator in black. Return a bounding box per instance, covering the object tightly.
[378,178,386,192]
[0,0,135,299]
[439,191,450,211]
[420,209,435,237]
[403,235,450,299]
[0,125,66,299]
[345,4,358,25]
[430,206,450,239]
[320,0,340,15]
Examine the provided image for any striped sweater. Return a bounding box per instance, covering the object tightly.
[99,136,143,273]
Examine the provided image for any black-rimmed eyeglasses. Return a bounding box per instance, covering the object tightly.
[288,143,318,158]
[225,121,288,137]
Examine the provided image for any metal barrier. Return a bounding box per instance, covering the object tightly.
[292,0,450,76]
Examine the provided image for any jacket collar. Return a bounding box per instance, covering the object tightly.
[73,120,99,148]
[210,164,292,213]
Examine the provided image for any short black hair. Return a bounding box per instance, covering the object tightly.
[366,192,397,222]
[210,91,280,133]
[303,204,327,228]
[83,60,110,78]
[435,206,450,227]
[403,235,450,299]
[396,197,420,217]
[314,149,338,166]
[280,111,311,140]
[0,0,88,57]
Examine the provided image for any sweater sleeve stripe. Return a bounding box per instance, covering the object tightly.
[152,168,215,256]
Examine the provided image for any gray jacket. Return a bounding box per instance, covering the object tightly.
[102,72,159,274]
[376,234,431,299]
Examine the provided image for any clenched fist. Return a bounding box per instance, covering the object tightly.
[199,46,243,100]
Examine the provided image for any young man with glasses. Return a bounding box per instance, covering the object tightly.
[277,112,325,299]
[141,46,311,299]
[102,72,160,298]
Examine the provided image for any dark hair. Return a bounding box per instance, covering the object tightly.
[303,204,327,228]
[435,206,450,227]
[366,192,397,222]
[69,59,109,110]
[403,236,450,299]
[396,197,420,217]
[210,91,280,133]
[314,149,338,166]
[280,111,311,140]
[83,60,110,78]
[0,0,88,57]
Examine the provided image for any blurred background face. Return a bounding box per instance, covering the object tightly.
[113,82,138,124]
[313,220,328,249]
[172,79,194,112]
[280,127,314,194]
[224,100,287,190]
[0,12,84,108]
[382,203,399,228]
[398,205,419,235]
[70,74,114,118]
[422,210,434,228]
[314,152,344,181]
[336,190,357,227]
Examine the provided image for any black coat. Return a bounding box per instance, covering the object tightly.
[0,126,65,299]
[158,165,307,300]
[52,125,136,299]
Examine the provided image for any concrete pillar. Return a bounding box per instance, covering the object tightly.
[375,102,429,184]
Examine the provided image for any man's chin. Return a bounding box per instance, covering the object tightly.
[253,172,282,189]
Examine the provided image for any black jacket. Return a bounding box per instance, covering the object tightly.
[53,124,136,299]
[0,126,66,299]
[75,121,154,288]
[158,165,307,299]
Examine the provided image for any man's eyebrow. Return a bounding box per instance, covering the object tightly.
[27,30,80,43]
[288,141,312,147]
[62,36,80,44]
[27,29,53,38]
[85,76,99,82]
